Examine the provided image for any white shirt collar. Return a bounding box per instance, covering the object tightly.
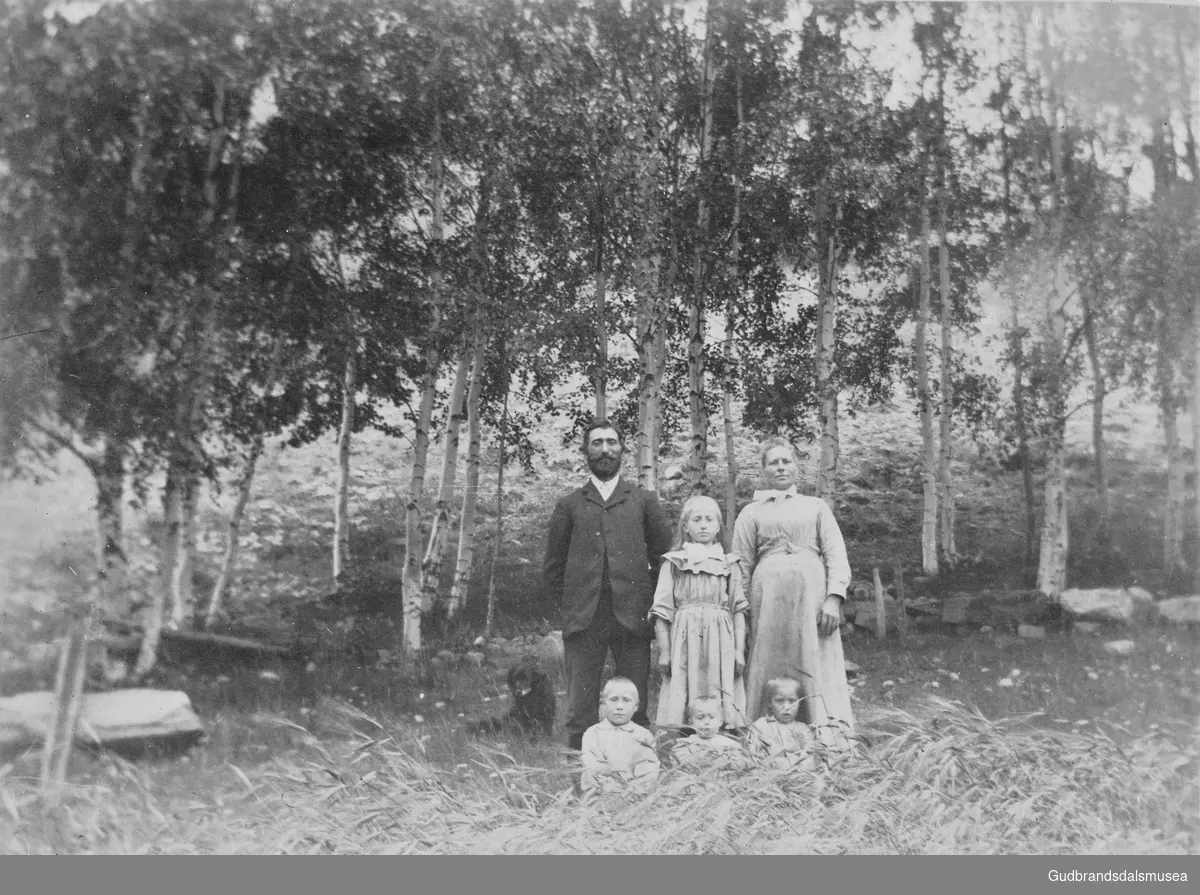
[753,485,798,502]
[681,542,727,563]
[591,474,620,502]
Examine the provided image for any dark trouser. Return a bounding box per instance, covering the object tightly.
[563,580,651,750]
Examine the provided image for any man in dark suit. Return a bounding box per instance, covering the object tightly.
[544,420,672,750]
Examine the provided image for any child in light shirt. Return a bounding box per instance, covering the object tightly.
[747,677,818,770]
[580,677,661,793]
[670,696,751,771]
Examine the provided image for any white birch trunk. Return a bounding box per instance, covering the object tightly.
[485,373,509,640]
[937,200,956,567]
[404,104,446,655]
[916,193,939,576]
[206,342,285,628]
[137,465,180,678]
[594,226,608,420]
[403,359,437,654]
[206,436,263,629]
[421,345,470,613]
[1037,440,1069,598]
[333,347,356,587]
[1193,294,1200,585]
[170,470,199,629]
[722,54,744,543]
[1080,283,1110,525]
[686,0,716,493]
[816,234,839,503]
[446,334,486,622]
[94,440,126,605]
[1161,395,1187,577]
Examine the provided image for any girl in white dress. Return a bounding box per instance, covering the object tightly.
[650,496,749,732]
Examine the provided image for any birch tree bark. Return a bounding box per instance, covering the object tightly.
[686,0,717,493]
[94,440,127,604]
[206,341,285,628]
[937,196,956,567]
[403,102,446,655]
[1157,310,1187,578]
[420,344,470,613]
[1079,281,1110,526]
[485,356,509,640]
[1193,291,1200,586]
[332,343,356,587]
[721,42,745,541]
[403,355,437,654]
[815,221,840,503]
[916,182,939,577]
[1035,24,1070,599]
[446,331,487,622]
[593,197,608,420]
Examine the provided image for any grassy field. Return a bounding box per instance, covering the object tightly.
[0,391,1197,853]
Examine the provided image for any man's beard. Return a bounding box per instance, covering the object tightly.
[587,454,621,480]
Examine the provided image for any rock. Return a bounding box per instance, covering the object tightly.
[844,660,861,678]
[1074,621,1101,634]
[904,598,941,617]
[942,595,974,625]
[662,465,685,482]
[464,651,486,667]
[980,625,994,633]
[854,596,900,628]
[435,649,458,665]
[535,631,564,665]
[1017,624,1045,640]
[1060,587,1153,625]
[1157,596,1200,624]
[1102,640,1136,657]
[0,688,205,753]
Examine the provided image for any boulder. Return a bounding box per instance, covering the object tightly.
[1157,595,1200,624]
[844,660,861,678]
[854,596,900,629]
[662,465,685,482]
[1017,624,1046,640]
[941,595,974,625]
[1059,587,1153,625]
[0,688,204,753]
[1101,640,1137,657]
[535,631,564,665]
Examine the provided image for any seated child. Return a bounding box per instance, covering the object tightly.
[671,696,751,771]
[747,677,817,771]
[580,677,661,793]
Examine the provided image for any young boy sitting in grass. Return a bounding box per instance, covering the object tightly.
[579,676,661,793]
[670,696,751,771]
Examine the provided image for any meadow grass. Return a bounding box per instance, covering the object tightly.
[1,693,1194,854]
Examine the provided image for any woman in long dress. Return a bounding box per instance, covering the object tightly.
[731,439,854,734]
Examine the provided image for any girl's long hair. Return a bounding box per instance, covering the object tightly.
[671,495,724,550]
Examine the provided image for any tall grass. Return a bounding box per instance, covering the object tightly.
[2,696,1194,854]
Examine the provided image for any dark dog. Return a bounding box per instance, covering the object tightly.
[468,663,556,736]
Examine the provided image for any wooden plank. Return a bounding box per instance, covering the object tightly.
[873,567,886,640]
[41,616,89,796]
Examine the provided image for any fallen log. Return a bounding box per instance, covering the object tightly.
[1,688,205,756]
[98,619,300,667]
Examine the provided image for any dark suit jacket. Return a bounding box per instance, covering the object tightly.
[543,478,672,638]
